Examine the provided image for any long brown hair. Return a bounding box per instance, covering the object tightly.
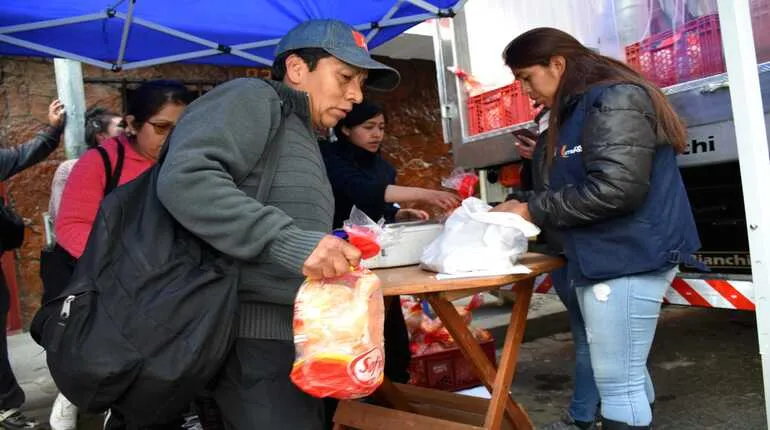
[502,27,687,166]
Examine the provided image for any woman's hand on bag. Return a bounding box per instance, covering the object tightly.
[491,199,533,221]
[420,189,461,211]
[303,235,362,279]
[395,208,430,222]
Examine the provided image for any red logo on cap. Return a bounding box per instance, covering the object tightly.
[352,31,368,51]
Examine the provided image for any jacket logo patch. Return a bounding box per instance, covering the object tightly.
[560,145,583,158]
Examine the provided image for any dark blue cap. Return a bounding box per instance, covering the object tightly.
[276,19,401,91]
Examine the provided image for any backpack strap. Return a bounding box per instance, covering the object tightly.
[95,142,126,196]
[254,121,285,202]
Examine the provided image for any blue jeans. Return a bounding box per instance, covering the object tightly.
[551,268,600,423]
[575,267,676,426]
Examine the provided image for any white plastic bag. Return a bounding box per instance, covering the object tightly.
[420,197,540,274]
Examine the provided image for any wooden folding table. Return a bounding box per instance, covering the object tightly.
[333,253,564,430]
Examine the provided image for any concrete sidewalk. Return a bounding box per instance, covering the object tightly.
[7,292,568,428]
[7,333,59,422]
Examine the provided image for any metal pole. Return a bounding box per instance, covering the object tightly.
[0,35,113,69]
[715,1,770,428]
[54,59,87,160]
[116,0,136,69]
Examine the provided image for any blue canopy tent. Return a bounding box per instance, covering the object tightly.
[0,0,464,71]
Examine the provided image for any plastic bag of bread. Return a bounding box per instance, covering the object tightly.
[290,268,385,399]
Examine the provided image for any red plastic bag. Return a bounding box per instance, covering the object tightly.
[290,269,385,399]
[344,225,380,260]
[442,168,479,199]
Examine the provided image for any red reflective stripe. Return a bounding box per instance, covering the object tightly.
[670,278,711,307]
[706,279,756,311]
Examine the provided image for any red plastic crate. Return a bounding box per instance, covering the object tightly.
[408,339,496,391]
[753,0,770,63]
[625,14,725,87]
[467,82,538,136]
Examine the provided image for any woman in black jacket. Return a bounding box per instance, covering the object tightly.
[320,100,459,228]
[0,99,65,429]
[320,100,459,429]
[494,28,701,430]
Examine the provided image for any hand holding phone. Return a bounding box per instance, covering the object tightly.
[512,128,538,160]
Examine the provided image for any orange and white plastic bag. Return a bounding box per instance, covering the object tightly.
[290,269,385,399]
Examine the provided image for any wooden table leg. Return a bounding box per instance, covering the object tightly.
[372,378,416,412]
[371,297,417,412]
[426,280,535,430]
[484,280,534,429]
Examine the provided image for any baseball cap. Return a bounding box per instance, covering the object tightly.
[276,19,401,91]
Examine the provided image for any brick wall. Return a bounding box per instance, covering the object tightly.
[0,55,451,327]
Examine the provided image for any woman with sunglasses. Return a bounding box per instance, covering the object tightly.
[56,80,189,262]
[55,81,190,430]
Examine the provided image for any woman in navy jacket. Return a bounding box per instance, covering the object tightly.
[493,28,701,430]
[320,100,459,228]
[320,100,459,429]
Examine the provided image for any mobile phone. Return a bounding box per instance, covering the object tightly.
[512,128,538,141]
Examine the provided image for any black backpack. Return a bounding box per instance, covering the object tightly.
[31,113,285,425]
[39,144,125,304]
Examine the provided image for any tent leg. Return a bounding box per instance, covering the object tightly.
[54,59,86,160]
[716,1,770,428]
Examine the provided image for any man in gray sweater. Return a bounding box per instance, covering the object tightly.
[156,19,400,429]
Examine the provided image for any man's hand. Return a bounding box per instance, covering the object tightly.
[48,99,66,128]
[491,199,533,222]
[395,208,430,222]
[303,235,362,279]
[514,135,537,160]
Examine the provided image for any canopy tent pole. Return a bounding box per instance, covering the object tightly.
[53,59,87,160]
[1,35,114,69]
[716,1,770,428]
[366,0,404,43]
[120,49,251,70]
[111,13,271,66]
[0,13,107,34]
[115,0,136,69]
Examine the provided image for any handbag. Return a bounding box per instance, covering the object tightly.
[0,196,24,251]
[39,144,125,304]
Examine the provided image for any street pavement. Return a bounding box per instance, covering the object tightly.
[7,296,766,429]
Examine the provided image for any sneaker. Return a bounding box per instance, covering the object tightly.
[49,394,77,430]
[540,411,598,430]
[181,415,203,430]
[0,408,43,429]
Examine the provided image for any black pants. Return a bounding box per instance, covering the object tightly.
[104,410,185,430]
[0,271,24,410]
[323,296,412,429]
[213,339,325,430]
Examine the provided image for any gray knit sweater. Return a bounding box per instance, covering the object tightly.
[157,78,333,340]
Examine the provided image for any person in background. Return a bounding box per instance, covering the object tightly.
[321,99,459,228]
[46,106,122,430]
[47,107,123,226]
[318,100,459,429]
[508,106,602,430]
[54,80,191,430]
[493,27,701,430]
[0,98,65,429]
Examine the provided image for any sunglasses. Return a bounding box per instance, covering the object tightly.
[146,120,175,136]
